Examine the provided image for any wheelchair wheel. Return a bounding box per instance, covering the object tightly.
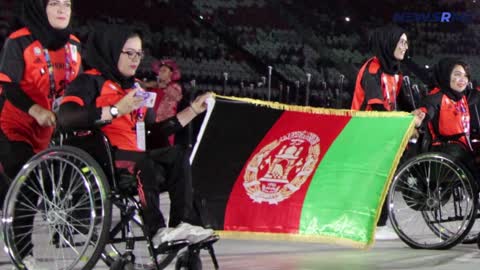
[175,251,202,270]
[388,152,478,249]
[3,146,112,270]
[461,197,480,244]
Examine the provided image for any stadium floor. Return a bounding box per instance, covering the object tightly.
[1,193,479,270]
[0,236,479,269]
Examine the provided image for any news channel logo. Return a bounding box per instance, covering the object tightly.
[393,12,475,23]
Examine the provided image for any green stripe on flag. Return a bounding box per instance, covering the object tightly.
[299,116,413,246]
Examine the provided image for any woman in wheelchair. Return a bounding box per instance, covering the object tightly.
[413,57,475,168]
[57,24,214,248]
[389,58,480,250]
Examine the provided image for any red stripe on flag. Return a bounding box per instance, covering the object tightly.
[224,111,352,233]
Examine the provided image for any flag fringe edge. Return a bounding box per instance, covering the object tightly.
[214,94,412,118]
[217,230,369,249]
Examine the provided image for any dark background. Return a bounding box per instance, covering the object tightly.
[0,0,478,108]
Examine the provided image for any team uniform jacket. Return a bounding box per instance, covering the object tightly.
[62,69,149,152]
[351,57,403,111]
[419,88,471,149]
[0,27,81,152]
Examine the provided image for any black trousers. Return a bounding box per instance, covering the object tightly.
[116,146,196,237]
[0,129,35,179]
[0,128,35,209]
[0,128,36,258]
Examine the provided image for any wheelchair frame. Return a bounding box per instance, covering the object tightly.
[2,130,219,270]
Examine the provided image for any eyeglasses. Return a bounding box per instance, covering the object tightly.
[47,1,72,9]
[121,50,145,60]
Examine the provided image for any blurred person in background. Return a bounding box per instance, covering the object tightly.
[145,59,183,147]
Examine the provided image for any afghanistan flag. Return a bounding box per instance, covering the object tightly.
[191,96,414,248]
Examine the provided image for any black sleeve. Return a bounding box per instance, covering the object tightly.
[57,102,100,130]
[146,116,183,138]
[0,38,25,83]
[144,107,156,124]
[361,70,384,106]
[57,74,102,130]
[0,38,36,112]
[468,89,480,134]
[2,82,35,112]
[419,93,440,122]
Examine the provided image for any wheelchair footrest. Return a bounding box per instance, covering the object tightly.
[188,234,220,250]
[155,239,189,254]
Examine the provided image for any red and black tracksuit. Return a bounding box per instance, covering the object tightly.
[351,57,403,111]
[419,87,474,168]
[0,27,81,259]
[0,27,81,177]
[420,88,471,150]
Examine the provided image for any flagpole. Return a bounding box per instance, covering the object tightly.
[187,79,197,148]
[305,73,311,106]
[189,97,216,164]
[267,65,272,101]
[295,80,300,105]
[223,72,228,96]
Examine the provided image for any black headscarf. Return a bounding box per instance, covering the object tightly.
[22,0,71,50]
[86,24,142,89]
[369,25,406,75]
[434,57,470,101]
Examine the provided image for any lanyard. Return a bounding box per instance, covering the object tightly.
[382,74,399,111]
[455,99,469,133]
[133,108,145,122]
[133,83,145,121]
[44,44,73,100]
[455,98,472,150]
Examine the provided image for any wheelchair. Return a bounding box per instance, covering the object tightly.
[2,129,220,270]
[387,133,480,249]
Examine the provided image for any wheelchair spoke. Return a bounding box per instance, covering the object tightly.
[397,180,427,197]
[17,194,40,213]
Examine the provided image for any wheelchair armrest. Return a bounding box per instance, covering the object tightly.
[94,119,112,128]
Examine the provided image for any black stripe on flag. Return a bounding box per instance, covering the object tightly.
[192,98,284,229]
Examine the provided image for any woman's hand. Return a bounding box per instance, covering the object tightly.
[29,104,56,127]
[411,109,426,128]
[114,89,144,116]
[190,92,212,115]
[176,92,213,127]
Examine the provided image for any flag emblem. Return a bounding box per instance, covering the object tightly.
[244,130,320,205]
